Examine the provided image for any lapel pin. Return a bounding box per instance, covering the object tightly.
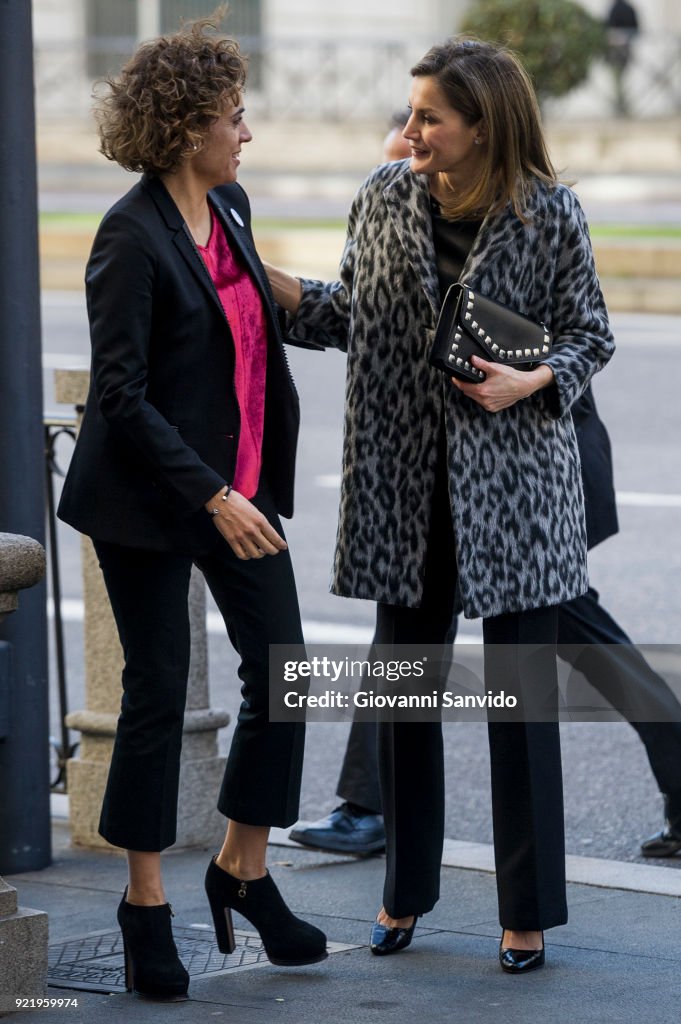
[230,208,245,227]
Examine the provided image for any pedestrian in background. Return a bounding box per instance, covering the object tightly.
[58,14,326,1000]
[605,0,640,116]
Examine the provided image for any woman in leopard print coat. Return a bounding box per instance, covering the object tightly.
[268,39,614,972]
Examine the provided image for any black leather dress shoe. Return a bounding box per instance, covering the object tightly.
[370,916,417,956]
[289,804,386,856]
[640,824,681,857]
[499,933,545,974]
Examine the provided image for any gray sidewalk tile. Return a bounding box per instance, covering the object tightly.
[4,827,681,1024]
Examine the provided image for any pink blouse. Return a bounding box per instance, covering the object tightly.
[197,214,268,500]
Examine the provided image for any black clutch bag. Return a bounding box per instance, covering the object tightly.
[428,283,552,383]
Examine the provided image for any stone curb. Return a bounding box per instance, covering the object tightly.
[267,827,681,897]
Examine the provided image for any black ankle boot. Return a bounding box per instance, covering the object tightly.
[204,857,328,966]
[117,891,189,1000]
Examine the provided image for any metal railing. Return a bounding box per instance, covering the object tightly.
[44,413,79,792]
[33,33,681,122]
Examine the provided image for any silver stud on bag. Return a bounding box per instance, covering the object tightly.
[471,320,478,329]
[524,348,531,356]
[533,348,540,356]
[465,312,472,321]
[515,349,522,358]
[478,328,485,337]
[448,354,456,363]
[485,335,492,344]
[499,350,506,358]
[450,343,459,352]
[455,332,462,341]
[491,343,499,353]
[456,357,463,366]
[542,345,549,354]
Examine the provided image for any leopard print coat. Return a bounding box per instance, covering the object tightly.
[290,160,615,619]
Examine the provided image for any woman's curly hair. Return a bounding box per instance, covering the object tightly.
[95,10,247,176]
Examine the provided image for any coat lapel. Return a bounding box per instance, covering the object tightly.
[209,192,266,292]
[209,190,283,342]
[142,175,280,339]
[382,166,440,319]
[142,175,227,322]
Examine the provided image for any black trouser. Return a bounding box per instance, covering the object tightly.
[339,593,681,913]
[375,459,565,929]
[338,588,681,827]
[558,588,681,804]
[94,483,305,852]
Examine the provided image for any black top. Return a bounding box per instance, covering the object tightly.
[429,196,481,301]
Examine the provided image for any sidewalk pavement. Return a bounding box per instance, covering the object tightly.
[4,812,681,1024]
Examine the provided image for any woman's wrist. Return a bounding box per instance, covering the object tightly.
[263,261,302,314]
[527,364,555,395]
[205,485,232,516]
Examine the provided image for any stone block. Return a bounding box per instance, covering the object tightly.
[54,368,89,408]
[175,754,229,848]
[0,534,45,600]
[0,906,48,998]
[0,879,18,917]
[65,758,117,851]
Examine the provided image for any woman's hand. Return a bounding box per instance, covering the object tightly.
[451,357,554,413]
[262,260,303,315]
[205,487,287,560]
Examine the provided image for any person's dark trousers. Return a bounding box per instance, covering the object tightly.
[558,587,681,805]
[94,483,306,852]
[376,460,566,928]
[336,716,382,815]
[337,616,460,814]
[485,607,565,930]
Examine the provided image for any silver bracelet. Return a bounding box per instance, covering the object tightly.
[208,484,233,517]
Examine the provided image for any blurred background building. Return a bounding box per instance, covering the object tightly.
[32,0,681,123]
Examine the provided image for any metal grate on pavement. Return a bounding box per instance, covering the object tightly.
[48,926,357,994]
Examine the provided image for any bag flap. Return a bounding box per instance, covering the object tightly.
[459,285,551,362]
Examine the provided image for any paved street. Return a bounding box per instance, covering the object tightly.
[42,296,681,866]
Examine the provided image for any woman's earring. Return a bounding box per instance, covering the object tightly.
[474,137,482,145]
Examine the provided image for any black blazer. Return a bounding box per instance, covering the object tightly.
[572,384,618,551]
[58,176,300,553]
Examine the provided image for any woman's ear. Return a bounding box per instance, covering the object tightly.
[474,120,488,146]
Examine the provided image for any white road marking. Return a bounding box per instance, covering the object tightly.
[46,598,481,644]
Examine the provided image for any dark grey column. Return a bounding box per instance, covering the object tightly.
[0,1,50,872]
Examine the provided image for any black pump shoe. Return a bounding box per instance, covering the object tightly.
[204,857,328,966]
[370,915,417,956]
[117,891,189,1000]
[499,931,545,974]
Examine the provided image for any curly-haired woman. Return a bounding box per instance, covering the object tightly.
[58,16,326,999]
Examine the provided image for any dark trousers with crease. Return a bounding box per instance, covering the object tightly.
[94,481,306,852]
[340,588,681,831]
[375,460,566,930]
